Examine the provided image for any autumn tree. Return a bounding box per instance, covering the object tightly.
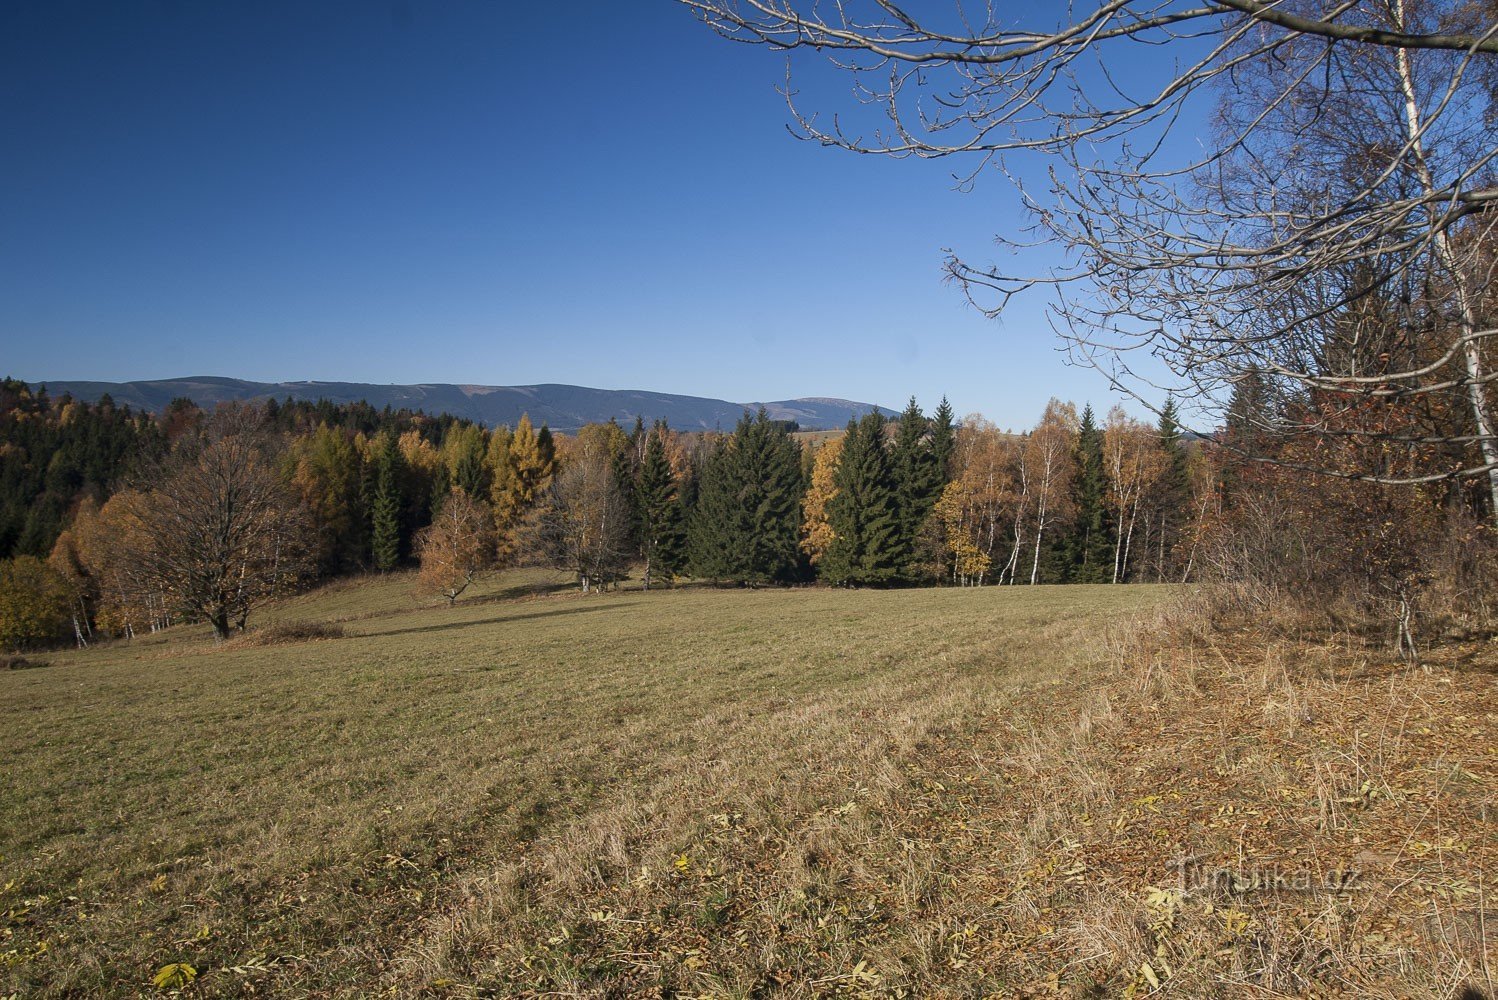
[1018,401,1078,585]
[47,520,96,646]
[526,427,633,592]
[132,413,316,640]
[416,486,494,605]
[69,489,169,637]
[287,423,367,573]
[799,435,843,567]
[680,0,1498,511]
[941,416,1015,586]
[0,555,71,650]
[1103,407,1169,584]
[396,428,445,542]
[491,414,556,560]
[441,423,491,500]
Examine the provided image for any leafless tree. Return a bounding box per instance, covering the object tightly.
[679,0,1498,517]
[133,409,315,640]
[522,442,633,592]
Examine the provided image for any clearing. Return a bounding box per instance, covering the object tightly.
[1,574,1492,998]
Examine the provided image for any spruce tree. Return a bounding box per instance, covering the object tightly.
[610,434,641,559]
[536,424,556,473]
[429,461,451,519]
[689,409,803,584]
[889,396,940,580]
[1153,397,1192,580]
[637,422,685,588]
[1068,404,1113,583]
[822,412,903,586]
[370,432,406,571]
[929,396,957,486]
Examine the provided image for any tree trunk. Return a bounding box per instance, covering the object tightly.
[1030,489,1049,586]
[1392,21,1498,525]
[1112,509,1124,584]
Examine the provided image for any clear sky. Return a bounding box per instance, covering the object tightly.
[1,1,1184,428]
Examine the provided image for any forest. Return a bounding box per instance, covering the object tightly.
[0,376,1208,645]
[4,361,1492,656]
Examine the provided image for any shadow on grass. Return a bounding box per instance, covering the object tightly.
[463,580,579,606]
[358,601,619,639]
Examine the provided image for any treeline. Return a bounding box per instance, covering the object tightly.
[0,379,490,563]
[0,380,1218,648]
[1194,366,1498,655]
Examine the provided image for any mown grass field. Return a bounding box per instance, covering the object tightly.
[2,575,1493,998]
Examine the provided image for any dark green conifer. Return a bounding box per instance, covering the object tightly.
[637,422,685,588]
[1152,397,1192,581]
[889,396,941,580]
[929,396,957,485]
[371,432,405,571]
[611,434,641,556]
[822,412,903,586]
[689,409,803,584]
[1068,404,1113,583]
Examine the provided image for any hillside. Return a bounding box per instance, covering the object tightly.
[29,376,894,432]
[2,577,1491,998]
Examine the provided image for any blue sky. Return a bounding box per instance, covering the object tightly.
[1,1,1189,428]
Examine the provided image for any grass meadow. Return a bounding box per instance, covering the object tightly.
[1,574,1492,998]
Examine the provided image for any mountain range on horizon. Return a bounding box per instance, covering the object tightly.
[27,376,895,433]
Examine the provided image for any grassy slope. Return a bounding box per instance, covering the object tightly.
[1,577,1153,997]
[2,578,1492,998]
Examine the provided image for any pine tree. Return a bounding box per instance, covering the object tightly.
[689,409,803,584]
[822,412,903,586]
[929,396,957,485]
[370,431,405,571]
[637,422,685,588]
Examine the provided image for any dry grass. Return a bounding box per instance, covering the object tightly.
[2,578,1491,998]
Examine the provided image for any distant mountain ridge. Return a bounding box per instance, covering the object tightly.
[30,377,893,432]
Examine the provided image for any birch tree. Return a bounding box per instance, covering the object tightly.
[1020,400,1079,585]
[680,0,1498,513]
[1102,407,1169,583]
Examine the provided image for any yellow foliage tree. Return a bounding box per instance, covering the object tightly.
[1102,406,1168,584]
[416,487,494,605]
[799,436,843,565]
[491,414,556,557]
[0,555,71,650]
[932,480,993,585]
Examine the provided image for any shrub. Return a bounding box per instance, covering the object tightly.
[0,556,71,651]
